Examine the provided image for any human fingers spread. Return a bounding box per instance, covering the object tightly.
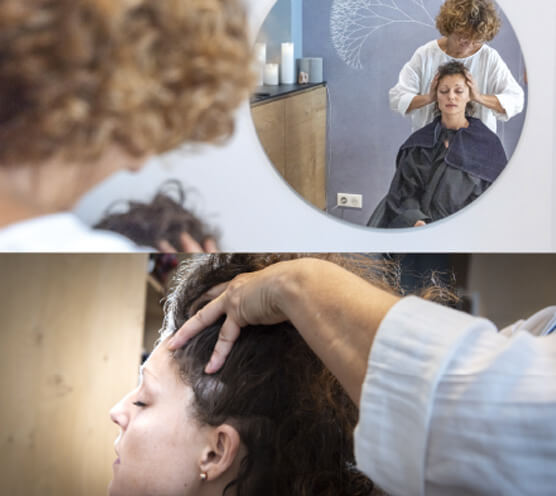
[204,316,242,373]
[429,75,439,101]
[157,239,177,253]
[203,237,219,253]
[180,232,204,253]
[168,294,228,350]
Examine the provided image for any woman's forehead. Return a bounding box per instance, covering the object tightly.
[143,340,180,383]
[438,74,466,86]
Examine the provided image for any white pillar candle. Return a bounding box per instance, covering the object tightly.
[254,42,266,86]
[280,42,295,84]
[263,63,279,85]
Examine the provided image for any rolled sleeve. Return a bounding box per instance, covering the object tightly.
[488,50,525,121]
[354,296,496,496]
[494,89,524,121]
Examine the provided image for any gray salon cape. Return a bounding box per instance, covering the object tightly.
[367,117,507,228]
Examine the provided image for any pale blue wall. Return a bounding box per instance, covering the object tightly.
[257,0,303,61]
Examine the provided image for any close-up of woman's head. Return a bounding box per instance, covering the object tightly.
[436,0,501,42]
[435,61,473,117]
[109,254,380,496]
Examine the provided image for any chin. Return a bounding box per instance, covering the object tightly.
[107,478,123,496]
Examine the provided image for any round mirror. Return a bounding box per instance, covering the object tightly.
[250,0,527,229]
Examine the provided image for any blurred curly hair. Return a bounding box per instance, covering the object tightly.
[0,0,254,166]
[94,180,218,249]
[436,0,501,42]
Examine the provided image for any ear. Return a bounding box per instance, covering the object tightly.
[199,424,242,481]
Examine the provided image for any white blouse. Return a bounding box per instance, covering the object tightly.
[355,296,556,496]
[0,213,139,252]
[389,40,525,133]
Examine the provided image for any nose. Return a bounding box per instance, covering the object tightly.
[110,395,129,430]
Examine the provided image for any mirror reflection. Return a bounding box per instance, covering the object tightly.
[250,0,527,228]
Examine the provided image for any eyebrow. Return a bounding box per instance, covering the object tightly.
[138,364,159,385]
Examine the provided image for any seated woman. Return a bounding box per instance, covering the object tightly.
[368,61,507,229]
[109,254,381,496]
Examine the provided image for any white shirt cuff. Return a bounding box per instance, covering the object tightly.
[354,296,496,496]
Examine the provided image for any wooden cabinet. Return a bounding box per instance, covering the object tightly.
[251,84,327,209]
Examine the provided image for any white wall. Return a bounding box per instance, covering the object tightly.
[74,0,556,252]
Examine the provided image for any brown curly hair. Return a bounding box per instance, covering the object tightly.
[436,0,501,41]
[161,254,456,495]
[0,0,254,167]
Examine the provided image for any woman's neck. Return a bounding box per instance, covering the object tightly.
[441,113,469,130]
[437,37,482,59]
[0,148,130,228]
[0,185,47,227]
[0,161,87,228]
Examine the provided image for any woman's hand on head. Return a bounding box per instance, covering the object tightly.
[428,73,440,103]
[157,233,218,253]
[464,70,482,104]
[168,263,291,373]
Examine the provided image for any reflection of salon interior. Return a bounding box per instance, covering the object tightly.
[253,0,528,227]
[2,253,555,493]
[250,0,328,210]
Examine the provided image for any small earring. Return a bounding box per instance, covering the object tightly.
[200,472,208,482]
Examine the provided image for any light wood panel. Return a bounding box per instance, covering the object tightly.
[0,254,148,496]
[252,85,327,209]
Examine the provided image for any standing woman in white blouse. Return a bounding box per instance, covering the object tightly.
[389,0,524,134]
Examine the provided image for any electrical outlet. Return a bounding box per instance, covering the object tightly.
[337,193,363,209]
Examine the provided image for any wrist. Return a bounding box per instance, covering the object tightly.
[272,258,316,318]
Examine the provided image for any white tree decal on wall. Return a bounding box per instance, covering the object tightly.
[331,0,436,69]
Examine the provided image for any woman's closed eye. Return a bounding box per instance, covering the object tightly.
[133,401,148,407]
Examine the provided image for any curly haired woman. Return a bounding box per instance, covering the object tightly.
[389,0,524,134]
[0,0,253,250]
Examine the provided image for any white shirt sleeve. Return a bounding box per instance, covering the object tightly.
[354,296,556,496]
[389,48,428,116]
[485,48,525,122]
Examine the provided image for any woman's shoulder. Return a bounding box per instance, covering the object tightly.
[413,39,442,57]
[467,116,500,137]
[474,43,503,64]
[400,118,441,150]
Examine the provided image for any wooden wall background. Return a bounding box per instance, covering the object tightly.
[0,254,148,496]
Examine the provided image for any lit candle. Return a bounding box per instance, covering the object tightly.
[254,42,266,86]
[280,42,295,84]
[263,63,279,85]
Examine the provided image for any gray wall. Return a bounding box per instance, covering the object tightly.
[303,0,527,225]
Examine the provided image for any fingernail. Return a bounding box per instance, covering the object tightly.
[205,359,215,374]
